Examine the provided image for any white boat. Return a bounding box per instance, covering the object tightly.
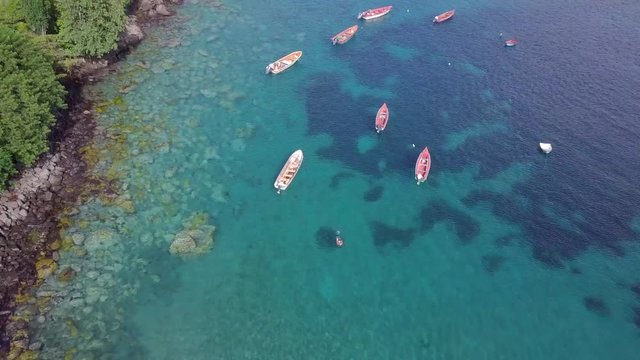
[357,6,392,20]
[274,150,304,193]
[539,143,552,154]
[265,51,302,75]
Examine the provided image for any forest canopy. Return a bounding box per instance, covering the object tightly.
[0,26,66,187]
[0,0,130,57]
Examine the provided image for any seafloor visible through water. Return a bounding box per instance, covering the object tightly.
[23,0,640,359]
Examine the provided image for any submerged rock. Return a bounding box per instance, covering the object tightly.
[35,258,58,280]
[71,233,85,246]
[57,267,76,283]
[169,213,216,256]
[169,231,197,254]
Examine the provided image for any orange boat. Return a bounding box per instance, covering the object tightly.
[331,25,359,45]
[415,147,431,185]
[375,103,389,133]
[265,51,302,75]
[358,5,392,20]
[433,9,455,23]
[274,150,303,193]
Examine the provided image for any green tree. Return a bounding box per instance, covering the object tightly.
[0,0,24,25]
[0,25,66,188]
[21,0,53,34]
[55,0,128,57]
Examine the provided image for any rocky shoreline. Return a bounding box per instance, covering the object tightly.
[0,1,185,357]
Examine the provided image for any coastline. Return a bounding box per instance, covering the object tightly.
[0,1,184,357]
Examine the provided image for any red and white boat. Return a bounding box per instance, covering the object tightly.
[433,9,455,23]
[265,51,302,75]
[415,147,431,185]
[331,25,359,45]
[505,39,518,47]
[358,6,392,20]
[375,103,389,133]
[274,150,303,193]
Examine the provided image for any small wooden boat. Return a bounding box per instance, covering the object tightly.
[358,6,392,20]
[415,147,431,185]
[375,103,389,133]
[274,150,303,193]
[331,25,359,45]
[265,51,302,75]
[433,9,455,23]
[505,39,518,47]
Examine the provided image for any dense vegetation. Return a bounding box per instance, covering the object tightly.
[0,26,66,186]
[1,0,129,56]
[56,0,127,57]
[0,0,132,189]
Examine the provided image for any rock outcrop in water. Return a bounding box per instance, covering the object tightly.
[169,213,216,256]
[140,0,185,18]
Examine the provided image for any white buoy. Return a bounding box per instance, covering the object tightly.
[448,62,451,66]
[539,143,552,154]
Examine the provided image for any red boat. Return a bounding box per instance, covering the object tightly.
[375,103,389,133]
[415,147,431,185]
[358,6,392,20]
[505,39,518,47]
[433,9,455,23]
[331,25,358,45]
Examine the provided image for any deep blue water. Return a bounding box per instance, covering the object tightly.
[26,0,640,359]
[308,0,640,266]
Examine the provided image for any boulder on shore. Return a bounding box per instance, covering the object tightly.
[155,4,172,16]
[119,16,145,49]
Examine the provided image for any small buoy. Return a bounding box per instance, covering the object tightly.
[411,143,416,148]
[407,9,410,13]
[539,142,552,154]
[500,32,503,37]
[448,62,451,66]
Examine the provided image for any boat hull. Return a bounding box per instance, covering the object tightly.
[375,103,389,133]
[433,9,455,23]
[358,6,392,20]
[274,150,304,192]
[415,147,431,184]
[505,39,518,47]
[539,143,552,154]
[332,25,358,45]
[266,51,303,75]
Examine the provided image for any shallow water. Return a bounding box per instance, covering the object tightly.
[27,0,640,359]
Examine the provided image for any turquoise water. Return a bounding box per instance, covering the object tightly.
[27,0,640,359]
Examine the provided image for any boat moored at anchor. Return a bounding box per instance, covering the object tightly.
[358,6,393,20]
